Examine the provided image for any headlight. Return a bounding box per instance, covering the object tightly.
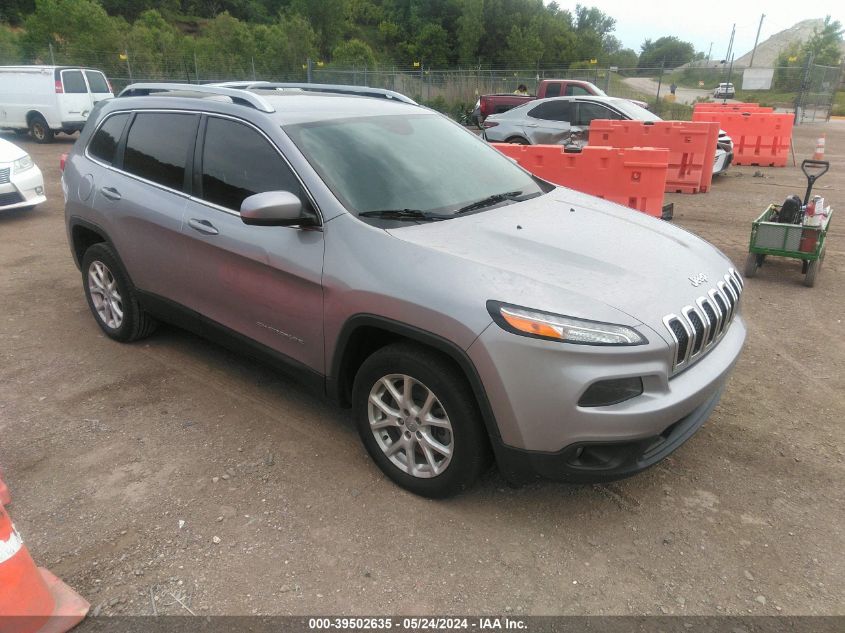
[13,154,34,173]
[488,301,647,346]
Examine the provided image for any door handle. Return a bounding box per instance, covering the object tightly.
[100,186,121,201]
[188,218,219,236]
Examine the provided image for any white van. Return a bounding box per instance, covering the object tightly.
[0,66,114,143]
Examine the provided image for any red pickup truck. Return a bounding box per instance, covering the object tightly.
[473,79,648,124]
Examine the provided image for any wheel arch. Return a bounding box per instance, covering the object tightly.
[68,218,115,271]
[328,315,503,445]
[26,110,48,126]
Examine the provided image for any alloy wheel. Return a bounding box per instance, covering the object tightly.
[367,374,454,478]
[88,260,124,329]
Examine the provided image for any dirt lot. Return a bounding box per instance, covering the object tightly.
[1,122,843,618]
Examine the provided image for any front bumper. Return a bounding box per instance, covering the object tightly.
[0,164,46,210]
[468,314,746,482]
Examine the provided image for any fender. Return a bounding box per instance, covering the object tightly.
[328,314,503,444]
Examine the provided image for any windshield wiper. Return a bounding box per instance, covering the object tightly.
[359,209,448,221]
[454,190,525,215]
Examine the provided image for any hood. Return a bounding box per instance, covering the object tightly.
[0,138,28,163]
[386,188,736,336]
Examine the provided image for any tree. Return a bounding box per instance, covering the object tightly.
[456,0,483,65]
[774,17,843,90]
[802,16,843,66]
[290,0,348,57]
[254,12,318,76]
[504,24,543,67]
[332,38,376,67]
[638,36,695,70]
[414,23,450,67]
[22,0,126,71]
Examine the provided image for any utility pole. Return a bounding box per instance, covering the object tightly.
[124,49,133,83]
[706,42,713,65]
[724,23,735,63]
[655,59,665,110]
[749,14,766,68]
[48,43,55,65]
[723,24,735,86]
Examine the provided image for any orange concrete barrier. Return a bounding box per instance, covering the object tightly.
[493,144,669,217]
[0,504,89,633]
[588,119,720,193]
[694,102,774,114]
[692,111,793,167]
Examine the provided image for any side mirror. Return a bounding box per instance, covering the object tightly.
[240,191,317,227]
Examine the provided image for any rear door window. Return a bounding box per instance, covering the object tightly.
[85,71,110,93]
[88,113,129,165]
[123,112,199,192]
[574,102,623,126]
[543,83,562,98]
[61,70,88,94]
[199,116,302,212]
[527,100,573,122]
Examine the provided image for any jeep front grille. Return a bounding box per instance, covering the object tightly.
[663,268,743,374]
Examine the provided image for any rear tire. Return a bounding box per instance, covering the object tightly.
[81,243,157,342]
[505,136,529,145]
[28,114,54,144]
[803,259,818,287]
[352,343,489,498]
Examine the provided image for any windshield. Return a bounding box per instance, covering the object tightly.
[284,114,545,218]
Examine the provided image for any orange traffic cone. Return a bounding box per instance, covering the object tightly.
[0,504,89,633]
[0,467,9,507]
[813,134,826,160]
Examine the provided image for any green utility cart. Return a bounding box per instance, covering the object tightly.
[744,160,832,287]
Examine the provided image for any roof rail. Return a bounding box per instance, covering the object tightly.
[117,83,275,113]
[225,82,418,105]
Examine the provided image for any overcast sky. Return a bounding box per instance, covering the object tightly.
[557,1,845,59]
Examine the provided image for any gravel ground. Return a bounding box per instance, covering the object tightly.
[0,122,842,618]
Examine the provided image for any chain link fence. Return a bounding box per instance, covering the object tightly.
[3,45,842,122]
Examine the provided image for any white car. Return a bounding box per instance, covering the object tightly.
[0,137,46,211]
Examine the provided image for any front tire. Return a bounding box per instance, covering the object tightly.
[505,136,529,145]
[352,343,489,498]
[29,115,54,143]
[744,252,759,278]
[81,243,157,342]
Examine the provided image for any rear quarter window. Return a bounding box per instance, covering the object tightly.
[88,113,130,165]
[85,71,110,93]
[122,112,199,192]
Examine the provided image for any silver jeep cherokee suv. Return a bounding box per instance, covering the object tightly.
[63,83,746,497]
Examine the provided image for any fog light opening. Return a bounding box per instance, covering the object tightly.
[36,186,44,195]
[578,377,644,407]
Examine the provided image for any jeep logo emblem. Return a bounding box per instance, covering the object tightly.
[689,273,708,287]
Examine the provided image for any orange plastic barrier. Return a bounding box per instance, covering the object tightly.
[694,102,774,114]
[588,120,720,193]
[493,144,668,217]
[692,111,793,166]
[0,504,89,633]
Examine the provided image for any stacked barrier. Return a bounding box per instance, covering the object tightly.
[588,120,720,193]
[493,144,669,217]
[692,110,793,167]
[694,103,774,114]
